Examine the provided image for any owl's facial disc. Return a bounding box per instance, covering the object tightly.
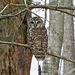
[28,17,44,28]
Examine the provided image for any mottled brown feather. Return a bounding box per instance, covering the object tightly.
[27,26,48,61]
[27,17,48,61]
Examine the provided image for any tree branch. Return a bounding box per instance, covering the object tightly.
[24,0,27,7]
[2,3,75,10]
[29,5,75,16]
[0,4,9,14]
[0,40,29,48]
[47,52,75,63]
[0,8,28,20]
[0,40,75,63]
[0,4,75,20]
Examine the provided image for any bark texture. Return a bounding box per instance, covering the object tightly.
[42,0,64,75]
[0,0,32,75]
[63,0,75,75]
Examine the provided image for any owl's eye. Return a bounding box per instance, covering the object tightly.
[36,21,40,24]
[31,21,34,24]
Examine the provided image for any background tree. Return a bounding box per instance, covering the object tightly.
[42,0,64,75]
[62,0,75,75]
[0,0,75,75]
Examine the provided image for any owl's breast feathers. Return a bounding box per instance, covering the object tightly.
[27,26,48,61]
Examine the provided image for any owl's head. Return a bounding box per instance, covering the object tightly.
[28,17,44,28]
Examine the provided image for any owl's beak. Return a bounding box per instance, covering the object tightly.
[34,24,37,27]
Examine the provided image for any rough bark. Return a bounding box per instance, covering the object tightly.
[0,0,32,75]
[63,0,75,75]
[42,0,64,75]
[0,1,11,75]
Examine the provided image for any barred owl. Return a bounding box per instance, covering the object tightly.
[27,17,48,61]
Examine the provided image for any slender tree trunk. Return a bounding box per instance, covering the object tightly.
[42,0,64,75]
[63,0,75,75]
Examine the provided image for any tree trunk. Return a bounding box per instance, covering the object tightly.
[63,0,75,75]
[42,0,64,75]
[0,0,32,75]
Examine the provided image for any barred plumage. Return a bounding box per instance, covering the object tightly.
[27,17,48,61]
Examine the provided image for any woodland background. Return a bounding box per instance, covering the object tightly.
[0,0,75,75]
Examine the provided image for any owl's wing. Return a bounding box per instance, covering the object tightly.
[41,26,48,53]
[27,28,32,46]
[27,26,48,61]
[34,26,48,61]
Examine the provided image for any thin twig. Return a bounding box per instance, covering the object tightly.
[3,0,10,4]
[47,52,75,63]
[9,3,25,7]
[24,0,27,7]
[0,4,9,14]
[0,40,30,48]
[27,9,50,22]
[0,8,28,19]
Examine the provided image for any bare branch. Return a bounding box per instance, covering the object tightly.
[0,4,75,20]
[3,0,10,4]
[29,5,75,16]
[0,40,75,63]
[4,3,75,10]
[0,4,9,14]
[29,5,75,10]
[47,52,75,63]
[28,9,49,22]
[0,40,29,48]
[0,8,28,20]
[9,3,25,7]
[24,0,27,7]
